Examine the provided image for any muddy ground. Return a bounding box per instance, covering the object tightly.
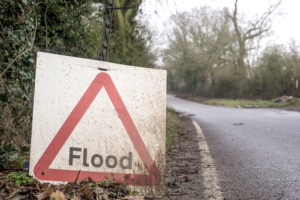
[154,116,206,200]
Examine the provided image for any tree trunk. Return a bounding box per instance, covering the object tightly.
[111,0,142,59]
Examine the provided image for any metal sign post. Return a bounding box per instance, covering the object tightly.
[98,0,135,62]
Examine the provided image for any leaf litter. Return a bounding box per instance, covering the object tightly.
[0,170,146,200]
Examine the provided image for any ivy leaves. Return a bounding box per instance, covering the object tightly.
[0,0,95,145]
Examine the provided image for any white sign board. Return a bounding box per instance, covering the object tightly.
[29,52,166,196]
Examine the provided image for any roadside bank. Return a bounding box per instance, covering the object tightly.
[155,115,223,200]
[175,94,300,112]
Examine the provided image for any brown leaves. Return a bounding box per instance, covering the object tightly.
[51,190,67,200]
[77,186,93,200]
[4,191,18,200]
[71,194,82,200]
[121,196,145,200]
[128,196,145,200]
[43,186,54,198]
[0,170,146,200]
[35,179,42,192]
[35,193,45,200]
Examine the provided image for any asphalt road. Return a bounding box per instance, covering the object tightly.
[167,95,300,200]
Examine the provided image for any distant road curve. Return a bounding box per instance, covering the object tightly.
[167,94,300,200]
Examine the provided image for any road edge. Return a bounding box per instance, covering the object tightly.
[191,118,224,200]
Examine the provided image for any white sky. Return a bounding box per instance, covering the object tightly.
[141,0,300,46]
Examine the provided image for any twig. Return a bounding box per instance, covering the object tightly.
[4,191,18,200]
[74,169,81,183]
[4,111,22,131]
[0,17,38,78]
[117,188,120,199]
[36,181,41,192]
[68,169,81,193]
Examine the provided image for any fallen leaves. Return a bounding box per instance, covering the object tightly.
[51,190,67,200]
[0,170,145,200]
[43,186,54,198]
[71,195,81,200]
[35,193,45,200]
[4,191,18,200]
[128,196,145,200]
[77,186,93,200]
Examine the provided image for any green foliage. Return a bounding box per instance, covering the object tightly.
[19,145,30,153]
[202,98,300,108]
[0,143,18,169]
[0,0,37,144]
[109,192,117,198]
[88,176,113,187]
[6,171,35,185]
[0,0,94,144]
[86,1,157,68]
[10,155,28,169]
[249,44,300,99]
[108,24,157,68]
[88,182,96,186]
[1,0,158,147]
[165,6,300,100]
[166,108,179,150]
[164,7,234,96]
[35,0,93,58]
[0,142,30,169]
[93,187,106,200]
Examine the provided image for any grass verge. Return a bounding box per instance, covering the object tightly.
[202,98,300,108]
[176,93,300,108]
[166,107,179,151]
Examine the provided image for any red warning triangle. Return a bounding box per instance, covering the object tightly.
[34,73,161,186]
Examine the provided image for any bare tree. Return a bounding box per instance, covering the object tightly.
[228,0,282,70]
[163,7,235,95]
[288,40,300,90]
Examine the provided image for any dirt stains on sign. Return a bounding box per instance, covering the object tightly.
[30,52,166,196]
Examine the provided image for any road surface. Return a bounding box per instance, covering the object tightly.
[167,95,300,200]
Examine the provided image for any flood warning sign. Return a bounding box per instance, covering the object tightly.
[29,52,166,196]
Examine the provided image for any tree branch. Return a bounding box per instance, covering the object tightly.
[245,26,271,40]
[1,17,38,78]
[230,0,242,43]
[244,0,281,40]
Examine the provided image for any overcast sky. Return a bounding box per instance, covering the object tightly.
[142,0,300,46]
